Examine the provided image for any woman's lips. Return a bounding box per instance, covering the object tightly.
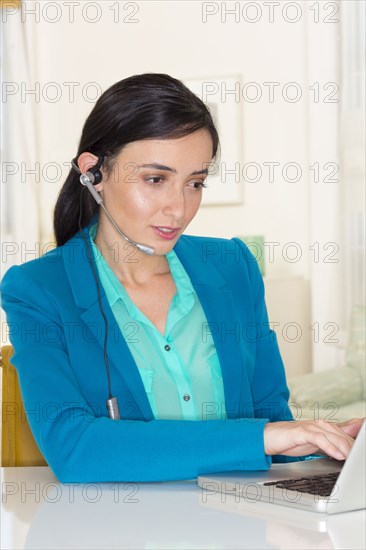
[152,226,181,240]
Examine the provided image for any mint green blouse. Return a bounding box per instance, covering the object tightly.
[89,225,227,421]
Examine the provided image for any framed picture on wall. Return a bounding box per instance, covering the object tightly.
[183,75,244,206]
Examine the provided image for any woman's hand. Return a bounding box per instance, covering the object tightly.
[264,418,364,460]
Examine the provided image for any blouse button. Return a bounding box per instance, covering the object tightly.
[164,344,171,351]
[183,394,191,401]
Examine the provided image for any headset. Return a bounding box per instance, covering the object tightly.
[72,154,155,420]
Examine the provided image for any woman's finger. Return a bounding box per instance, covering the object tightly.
[309,430,353,460]
[337,418,365,438]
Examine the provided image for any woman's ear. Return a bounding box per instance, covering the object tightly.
[77,152,99,173]
[77,152,104,192]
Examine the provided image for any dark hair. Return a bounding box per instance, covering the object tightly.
[53,73,220,246]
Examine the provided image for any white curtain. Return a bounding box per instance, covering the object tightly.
[340,1,366,314]
[1,2,42,277]
[306,0,365,371]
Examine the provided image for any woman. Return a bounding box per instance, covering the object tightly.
[1,73,362,483]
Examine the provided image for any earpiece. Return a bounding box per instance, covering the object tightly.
[71,154,105,185]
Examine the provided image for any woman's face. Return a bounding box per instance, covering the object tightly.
[94,129,213,255]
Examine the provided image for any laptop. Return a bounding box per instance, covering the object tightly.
[197,420,365,514]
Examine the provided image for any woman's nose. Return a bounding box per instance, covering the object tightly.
[162,187,186,220]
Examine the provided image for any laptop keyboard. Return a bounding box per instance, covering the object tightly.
[263,472,340,497]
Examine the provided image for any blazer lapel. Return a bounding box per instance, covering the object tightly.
[62,228,154,421]
[79,302,154,421]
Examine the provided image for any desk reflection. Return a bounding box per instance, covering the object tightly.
[1,468,365,550]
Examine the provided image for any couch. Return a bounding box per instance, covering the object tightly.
[287,307,366,422]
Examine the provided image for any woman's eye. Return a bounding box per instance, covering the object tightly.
[190,181,208,190]
[143,176,207,189]
[144,176,164,185]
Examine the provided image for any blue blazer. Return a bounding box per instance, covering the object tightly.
[1,223,295,482]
